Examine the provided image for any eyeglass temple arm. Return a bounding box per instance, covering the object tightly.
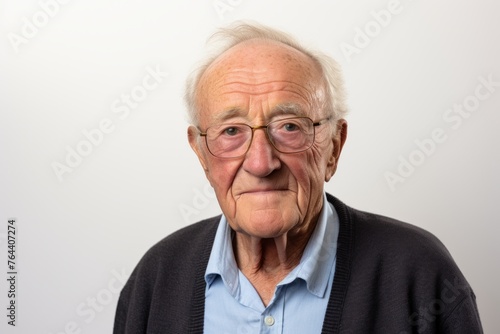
[313,116,332,127]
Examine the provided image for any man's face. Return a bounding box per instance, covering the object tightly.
[188,40,346,239]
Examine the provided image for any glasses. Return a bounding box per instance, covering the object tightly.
[199,116,331,158]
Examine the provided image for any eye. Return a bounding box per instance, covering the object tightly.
[283,123,299,131]
[223,127,239,136]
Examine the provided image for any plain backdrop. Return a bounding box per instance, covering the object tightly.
[1,0,499,333]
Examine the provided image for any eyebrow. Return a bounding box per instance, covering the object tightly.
[269,103,305,118]
[211,102,306,123]
[212,107,246,123]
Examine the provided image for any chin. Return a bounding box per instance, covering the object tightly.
[245,227,288,239]
[243,212,296,238]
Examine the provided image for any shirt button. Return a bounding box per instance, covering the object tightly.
[264,315,275,326]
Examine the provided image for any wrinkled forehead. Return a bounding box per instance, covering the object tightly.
[205,39,320,80]
[195,39,325,121]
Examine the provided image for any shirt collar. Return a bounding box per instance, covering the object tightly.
[286,194,339,297]
[205,215,239,296]
[205,192,339,298]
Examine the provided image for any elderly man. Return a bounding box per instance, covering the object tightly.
[114,22,482,333]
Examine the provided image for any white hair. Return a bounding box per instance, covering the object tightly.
[184,21,348,127]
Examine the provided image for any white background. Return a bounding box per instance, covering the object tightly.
[1,0,499,333]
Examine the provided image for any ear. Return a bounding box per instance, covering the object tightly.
[187,125,210,173]
[325,119,348,182]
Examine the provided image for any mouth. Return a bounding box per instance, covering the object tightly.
[240,188,288,195]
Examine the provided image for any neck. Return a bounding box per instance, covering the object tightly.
[232,218,318,305]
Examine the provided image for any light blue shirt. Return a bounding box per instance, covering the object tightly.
[204,193,339,334]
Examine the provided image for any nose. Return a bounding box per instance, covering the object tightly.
[242,128,281,177]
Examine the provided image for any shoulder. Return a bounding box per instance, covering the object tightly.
[134,215,220,274]
[355,209,449,258]
[327,193,452,267]
[326,194,482,332]
[114,216,221,333]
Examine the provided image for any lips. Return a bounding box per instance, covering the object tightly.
[234,180,291,197]
[239,188,287,195]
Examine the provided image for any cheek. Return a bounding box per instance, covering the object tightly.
[206,159,240,198]
[299,149,328,181]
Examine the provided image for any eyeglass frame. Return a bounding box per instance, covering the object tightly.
[198,116,332,158]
